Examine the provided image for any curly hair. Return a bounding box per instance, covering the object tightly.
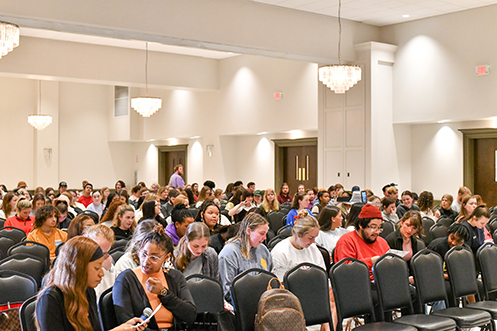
[417,191,434,212]
[34,205,61,228]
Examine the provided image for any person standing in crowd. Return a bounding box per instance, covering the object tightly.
[277,182,292,204]
[169,164,186,189]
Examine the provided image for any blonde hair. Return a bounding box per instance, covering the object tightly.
[16,197,32,211]
[228,213,268,259]
[83,224,115,244]
[261,188,280,214]
[292,209,319,237]
[175,222,210,272]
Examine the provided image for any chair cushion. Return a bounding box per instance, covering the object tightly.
[393,314,456,331]
[433,307,491,329]
[356,322,417,331]
[466,301,497,319]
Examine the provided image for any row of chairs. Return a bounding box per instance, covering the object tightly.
[13,243,497,331]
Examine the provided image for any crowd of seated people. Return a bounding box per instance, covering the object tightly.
[1,177,496,330]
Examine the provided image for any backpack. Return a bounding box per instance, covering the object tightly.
[254,278,306,331]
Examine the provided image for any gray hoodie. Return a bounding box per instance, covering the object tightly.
[218,239,273,302]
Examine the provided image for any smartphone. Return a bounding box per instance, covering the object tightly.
[361,190,367,203]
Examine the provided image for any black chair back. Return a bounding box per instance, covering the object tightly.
[0,270,37,306]
[283,262,332,326]
[372,253,414,317]
[186,274,224,326]
[0,236,15,259]
[0,253,45,289]
[331,258,376,329]
[487,219,497,236]
[421,217,435,245]
[0,218,4,228]
[189,208,199,219]
[316,244,331,273]
[20,295,37,331]
[445,246,480,302]
[231,268,276,331]
[0,227,26,244]
[430,223,448,241]
[410,249,448,310]
[98,287,119,330]
[55,241,65,257]
[109,248,125,263]
[276,225,292,238]
[477,243,497,299]
[437,217,454,228]
[267,235,284,251]
[111,238,129,251]
[8,241,50,272]
[380,221,395,239]
[267,211,286,233]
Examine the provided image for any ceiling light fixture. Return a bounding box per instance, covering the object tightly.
[28,80,52,130]
[0,22,19,59]
[131,42,162,117]
[318,0,361,94]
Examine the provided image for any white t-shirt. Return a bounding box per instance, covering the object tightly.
[315,227,351,254]
[271,237,326,281]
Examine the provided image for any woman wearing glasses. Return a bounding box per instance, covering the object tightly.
[113,225,196,330]
[385,210,425,262]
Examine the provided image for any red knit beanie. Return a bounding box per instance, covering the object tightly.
[359,203,382,219]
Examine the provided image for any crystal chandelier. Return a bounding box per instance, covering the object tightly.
[318,0,361,94]
[131,42,162,117]
[28,81,52,130]
[0,22,19,59]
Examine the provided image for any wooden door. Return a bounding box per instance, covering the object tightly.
[282,145,317,194]
[474,138,497,206]
[158,145,188,186]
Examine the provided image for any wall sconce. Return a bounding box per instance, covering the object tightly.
[206,145,214,157]
[44,148,52,160]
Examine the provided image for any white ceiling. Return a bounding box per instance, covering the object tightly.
[251,0,497,26]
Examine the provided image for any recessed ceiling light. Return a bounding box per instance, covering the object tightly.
[402,14,410,18]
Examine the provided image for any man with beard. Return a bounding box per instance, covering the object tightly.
[334,203,389,280]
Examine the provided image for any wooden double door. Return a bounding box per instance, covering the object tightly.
[275,138,317,195]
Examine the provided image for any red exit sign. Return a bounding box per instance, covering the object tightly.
[476,65,490,76]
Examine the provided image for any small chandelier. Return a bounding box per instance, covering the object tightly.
[131,42,162,117]
[318,0,361,94]
[0,22,19,59]
[28,80,52,130]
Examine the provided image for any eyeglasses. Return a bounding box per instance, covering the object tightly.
[367,225,383,233]
[139,251,166,263]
